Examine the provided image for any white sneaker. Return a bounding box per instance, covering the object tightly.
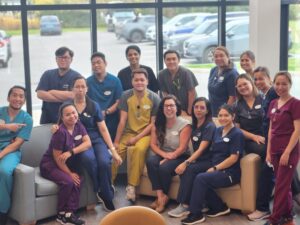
[126,185,136,202]
[168,204,190,218]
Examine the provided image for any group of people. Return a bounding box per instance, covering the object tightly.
[0,44,299,225]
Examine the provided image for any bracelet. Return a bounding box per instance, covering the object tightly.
[69,149,75,156]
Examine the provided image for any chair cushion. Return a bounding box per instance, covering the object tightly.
[35,168,59,197]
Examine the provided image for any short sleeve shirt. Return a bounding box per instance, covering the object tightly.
[262,87,278,138]
[208,66,238,117]
[161,116,191,153]
[42,121,87,159]
[36,68,80,124]
[211,126,244,178]
[87,73,123,111]
[118,89,161,134]
[191,121,216,161]
[235,95,264,135]
[268,97,300,154]
[118,65,159,93]
[0,107,33,150]
[158,66,198,112]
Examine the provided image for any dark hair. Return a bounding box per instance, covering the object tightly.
[213,46,234,69]
[253,66,271,79]
[155,95,181,146]
[91,51,106,63]
[57,102,77,124]
[240,50,255,62]
[125,45,141,56]
[7,85,26,98]
[218,104,235,117]
[191,97,212,129]
[273,71,292,86]
[55,47,74,58]
[71,75,87,89]
[235,73,258,100]
[163,50,180,60]
[131,68,148,79]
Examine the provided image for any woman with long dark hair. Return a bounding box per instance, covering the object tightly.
[146,95,191,213]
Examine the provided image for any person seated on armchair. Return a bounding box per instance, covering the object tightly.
[168,97,216,218]
[40,103,91,225]
[0,86,33,225]
[146,95,192,213]
[181,104,244,224]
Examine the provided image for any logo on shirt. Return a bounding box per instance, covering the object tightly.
[74,135,83,141]
[192,136,199,142]
[223,137,230,142]
[218,76,224,82]
[254,104,262,109]
[104,91,112,96]
[143,105,151,110]
[63,84,69,90]
[83,112,91,117]
[271,108,276,114]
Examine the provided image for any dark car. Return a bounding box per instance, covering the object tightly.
[40,15,62,36]
[106,11,136,32]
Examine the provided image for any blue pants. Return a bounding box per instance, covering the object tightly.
[79,139,113,201]
[105,112,119,141]
[146,154,188,195]
[177,159,211,204]
[189,171,239,215]
[0,150,21,213]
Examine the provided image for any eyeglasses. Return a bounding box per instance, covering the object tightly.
[164,104,176,109]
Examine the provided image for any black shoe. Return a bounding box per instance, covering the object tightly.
[181,213,205,225]
[0,212,8,225]
[206,205,230,217]
[57,212,85,225]
[97,192,115,211]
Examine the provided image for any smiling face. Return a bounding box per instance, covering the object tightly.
[218,108,234,127]
[91,56,107,77]
[214,49,229,68]
[274,74,291,98]
[61,105,79,127]
[236,77,254,97]
[8,88,26,111]
[127,49,140,66]
[240,54,255,73]
[254,71,271,92]
[163,98,177,119]
[73,78,88,99]
[132,72,148,92]
[164,53,180,73]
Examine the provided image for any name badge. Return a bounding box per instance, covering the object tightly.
[171,131,178,136]
[223,137,230,142]
[63,84,69,90]
[83,112,91,117]
[218,77,224,82]
[255,104,261,109]
[104,91,111,96]
[74,135,82,141]
[271,108,276,114]
[192,136,199,142]
[143,105,150,110]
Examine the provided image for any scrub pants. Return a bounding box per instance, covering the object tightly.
[112,133,150,186]
[245,140,266,160]
[268,149,299,224]
[79,139,113,201]
[105,112,119,141]
[146,154,188,194]
[189,171,239,215]
[177,159,211,204]
[40,158,81,212]
[0,150,21,213]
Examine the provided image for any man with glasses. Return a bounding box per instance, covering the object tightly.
[158,50,198,116]
[36,46,80,124]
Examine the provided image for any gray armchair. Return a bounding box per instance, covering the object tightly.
[9,124,97,225]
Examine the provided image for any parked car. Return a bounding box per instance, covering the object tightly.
[115,15,167,43]
[0,30,12,68]
[106,10,136,32]
[183,19,249,63]
[166,16,248,56]
[40,15,62,36]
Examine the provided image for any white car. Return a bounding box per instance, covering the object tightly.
[0,30,12,68]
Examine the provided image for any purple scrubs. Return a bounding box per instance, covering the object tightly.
[40,121,87,212]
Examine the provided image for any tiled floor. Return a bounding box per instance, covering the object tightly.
[7,175,300,225]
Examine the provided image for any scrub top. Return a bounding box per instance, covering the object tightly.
[0,107,33,150]
[191,121,216,161]
[235,95,264,135]
[36,68,80,124]
[262,87,278,138]
[211,126,244,179]
[208,66,238,117]
[118,89,160,134]
[268,97,300,154]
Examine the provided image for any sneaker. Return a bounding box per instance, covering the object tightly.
[56,212,65,224]
[96,192,115,211]
[57,212,85,225]
[168,204,190,218]
[206,205,230,218]
[247,210,270,221]
[126,185,136,202]
[181,213,205,225]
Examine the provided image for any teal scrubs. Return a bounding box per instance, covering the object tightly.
[0,107,33,213]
